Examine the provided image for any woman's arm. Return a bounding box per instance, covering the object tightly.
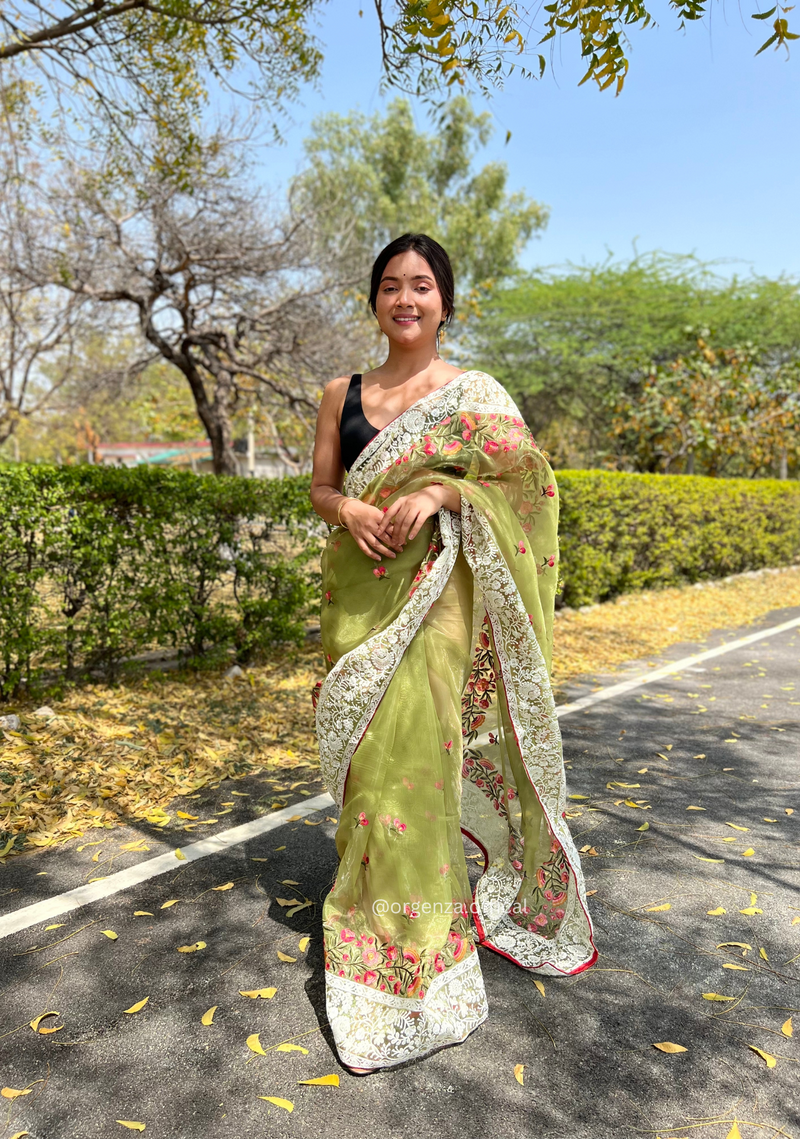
[309,379,401,561]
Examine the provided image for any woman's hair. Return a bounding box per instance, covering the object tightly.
[368,233,455,332]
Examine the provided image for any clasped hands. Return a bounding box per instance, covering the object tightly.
[339,485,449,562]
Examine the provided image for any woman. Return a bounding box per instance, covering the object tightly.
[310,233,596,1075]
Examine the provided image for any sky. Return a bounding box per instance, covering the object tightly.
[252,1,799,282]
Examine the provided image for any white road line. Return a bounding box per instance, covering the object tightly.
[554,614,800,717]
[0,792,334,941]
[1,613,798,943]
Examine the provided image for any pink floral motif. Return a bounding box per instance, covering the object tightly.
[516,541,526,556]
[356,812,369,827]
[373,565,387,578]
[483,439,500,455]
[325,590,333,604]
[543,483,556,497]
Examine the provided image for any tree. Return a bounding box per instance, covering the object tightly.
[292,96,547,344]
[611,337,800,478]
[22,136,364,474]
[473,252,800,468]
[1,0,792,178]
[0,157,99,446]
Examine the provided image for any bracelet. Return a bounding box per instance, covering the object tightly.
[337,497,349,529]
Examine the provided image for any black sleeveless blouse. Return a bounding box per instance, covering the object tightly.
[339,374,380,471]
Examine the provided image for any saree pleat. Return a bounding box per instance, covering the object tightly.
[315,370,596,1069]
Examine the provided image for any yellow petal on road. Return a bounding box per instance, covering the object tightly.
[645,903,671,912]
[722,964,749,971]
[781,1017,793,1038]
[287,815,303,821]
[727,1125,742,1139]
[702,993,736,1001]
[652,1042,687,1053]
[707,907,726,915]
[514,1063,525,1085]
[247,1033,267,1055]
[793,916,800,926]
[9,1131,31,1138]
[567,794,589,800]
[44,924,64,931]
[277,951,297,963]
[174,849,186,860]
[201,1006,218,1026]
[686,805,706,811]
[637,822,649,831]
[532,979,545,998]
[176,812,198,820]
[276,1043,309,1054]
[101,930,118,940]
[741,848,755,857]
[739,907,763,916]
[786,808,794,816]
[694,856,724,863]
[134,912,154,917]
[161,900,179,909]
[258,1097,293,1111]
[123,998,149,1014]
[298,1075,340,1086]
[116,1123,146,1131]
[748,1045,776,1068]
[212,883,234,891]
[693,754,706,759]
[1,1089,32,1099]
[298,937,310,952]
[763,818,777,823]
[177,941,206,953]
[759,947,769,961]
[30,1011,59,1033]
[239,988,277,999]
[725,823,749,831]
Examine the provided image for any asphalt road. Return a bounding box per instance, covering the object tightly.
[0,603,798,1139]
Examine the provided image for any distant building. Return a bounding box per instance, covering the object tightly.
[97,440,308,478]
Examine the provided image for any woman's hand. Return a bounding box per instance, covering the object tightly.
[340,499,402,561]
[375,485,453,548]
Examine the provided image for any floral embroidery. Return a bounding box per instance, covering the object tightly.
[323,917,477,998]
[373,566,388,578]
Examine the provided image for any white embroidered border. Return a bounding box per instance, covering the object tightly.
[326,950,488,1069]
[316,509,461,807]
[345,370,521,499]
[461,500,596,976]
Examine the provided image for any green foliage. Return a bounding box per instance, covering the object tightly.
[475,253,800,469]
[0,465,320,699]
[556,470,800,608]
[0,0,322,173]
[3,462,798,700]
[611,338,800,477]
[292,97,547,314]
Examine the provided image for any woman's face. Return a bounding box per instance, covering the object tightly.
[374,250,446,349]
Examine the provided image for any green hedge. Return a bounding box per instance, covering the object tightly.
[556,470,800,607]
[0,464,320,699]
[1,464,798,700]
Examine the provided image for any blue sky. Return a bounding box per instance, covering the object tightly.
[254,2,798,281]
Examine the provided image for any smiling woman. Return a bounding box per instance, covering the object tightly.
[309,233,596,1076]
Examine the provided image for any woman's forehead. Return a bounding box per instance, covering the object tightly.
[382,250,436,281]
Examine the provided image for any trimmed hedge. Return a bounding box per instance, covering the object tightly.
[0,464,320,698]
[1,464,798,699]
[556,470,800,607]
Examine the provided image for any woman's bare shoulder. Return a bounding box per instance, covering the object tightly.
[318,375,352,421]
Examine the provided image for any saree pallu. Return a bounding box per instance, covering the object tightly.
[314,369,597,1070]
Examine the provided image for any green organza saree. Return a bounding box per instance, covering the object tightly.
[314,369,596,1070]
